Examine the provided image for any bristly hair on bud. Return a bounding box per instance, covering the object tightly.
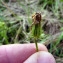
[31,13,42,52]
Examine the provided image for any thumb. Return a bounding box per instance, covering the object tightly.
[24,51,56,63]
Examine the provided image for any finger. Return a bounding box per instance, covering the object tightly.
[0,43,47,63]
[24,51,56,63]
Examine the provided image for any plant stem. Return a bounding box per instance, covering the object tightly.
[34,38,38,52]
[31,13,42,52]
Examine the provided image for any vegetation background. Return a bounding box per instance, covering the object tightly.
[0,0,63,62]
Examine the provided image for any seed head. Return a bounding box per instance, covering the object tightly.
[32,13,41,24]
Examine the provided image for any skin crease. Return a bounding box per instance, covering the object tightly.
[0,43,56,63]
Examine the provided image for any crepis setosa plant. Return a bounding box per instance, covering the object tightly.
[30,13,42,52]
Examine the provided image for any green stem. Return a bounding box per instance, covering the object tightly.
[34,38,38,52]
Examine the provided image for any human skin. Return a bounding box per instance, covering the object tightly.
[0,43,56,63]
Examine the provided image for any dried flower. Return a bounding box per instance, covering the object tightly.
[32,13,41,25]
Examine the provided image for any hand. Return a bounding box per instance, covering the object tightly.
[0,43,56,63]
